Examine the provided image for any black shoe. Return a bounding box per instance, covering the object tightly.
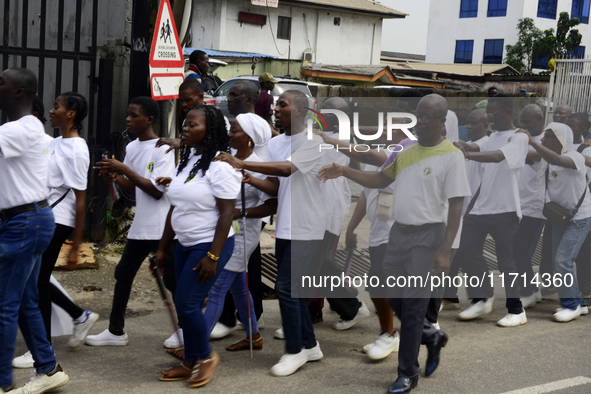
[425,330,448,376]
[310,311,323,324]
[388,376,418,393]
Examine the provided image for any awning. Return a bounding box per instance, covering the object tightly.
[183,47,277,59]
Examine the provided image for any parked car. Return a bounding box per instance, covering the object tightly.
[212,76,316,121]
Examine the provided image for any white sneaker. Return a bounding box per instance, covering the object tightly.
[497,311,527,327]
[333,302,370,330]
[581,306,589,315]
[68,311,99,348]
[270,351,308,376]
[362,343,374,354]
[367,332,400,360]
[210,322,239,339]
[458,298,494,321]
[553,305,582,322]
[304,341,323,361]
[12,351,34,369]
[274,327,285,339]
[257,315,265,329]
[163,328,183,349]
[431,321,441,330]
[12,364,69,394]
[520,291,542,309]
[85,329,128,346]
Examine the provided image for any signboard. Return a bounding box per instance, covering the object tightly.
[149,0,184,100]
[251,0,278,7]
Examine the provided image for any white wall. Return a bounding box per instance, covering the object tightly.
[191,0,383,65]
[427,0,591,64]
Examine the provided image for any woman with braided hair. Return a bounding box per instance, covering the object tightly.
[155,105,241,388]
[12,92,98,369]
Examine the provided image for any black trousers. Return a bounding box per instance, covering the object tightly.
[513,216,546,296]
[109,239,176,335]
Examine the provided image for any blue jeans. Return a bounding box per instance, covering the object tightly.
[204,269,258,336]
[552,218,591,310]
[275,238,320,355]
[0,206,56,389]
[174,238,233,363]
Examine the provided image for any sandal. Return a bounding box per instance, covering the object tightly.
[226,336,263,351]
[187,351,220,388]
[159,363,192,381]
[166,347,185,360]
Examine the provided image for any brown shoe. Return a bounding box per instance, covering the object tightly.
[159,363,192,381]
[186,352,220,388]
[226,336,263,351]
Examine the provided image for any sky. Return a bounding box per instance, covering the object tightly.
[378,0,430,56]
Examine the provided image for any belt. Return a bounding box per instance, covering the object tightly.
[0,200,49,222]
[395,222,440,234]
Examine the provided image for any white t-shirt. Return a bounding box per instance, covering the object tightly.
[124,139,175,240]
[168,153,242,247]
[363,164,395,247]
[470,129,528,218]
[0,115,50,210]
[47,137,90,228]
[573,143,591,179]
[519,134,546,219]
[547,151,591,221]
[321,131,351,235]
[382,139,471,226]
[462,136,489,215]
[225,152,273,272]
[445,110,459,143]
[268,131,326,241]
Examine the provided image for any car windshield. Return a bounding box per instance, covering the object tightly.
[273,83,311,96]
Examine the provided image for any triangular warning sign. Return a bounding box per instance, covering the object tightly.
[149,0,184,69]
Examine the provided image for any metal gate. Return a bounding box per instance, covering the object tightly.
[547,57,591,121]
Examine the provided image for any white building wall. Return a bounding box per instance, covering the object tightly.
[427,0,591,64]
[191,0,384,65]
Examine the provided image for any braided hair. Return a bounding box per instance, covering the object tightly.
[59,92,88,132]
[177,105,230,182]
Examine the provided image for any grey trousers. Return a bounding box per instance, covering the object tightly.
[384,222,446,379]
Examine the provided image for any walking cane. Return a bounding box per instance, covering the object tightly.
[149,256,183,346]
[241,169,254,358]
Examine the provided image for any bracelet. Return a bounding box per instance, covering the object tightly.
[207,251,220,261]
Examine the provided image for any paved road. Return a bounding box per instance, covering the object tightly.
[12,289,591,394]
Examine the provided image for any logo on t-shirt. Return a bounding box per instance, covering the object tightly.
[551,170,558,179]
[507,136,513,143]
[186,173,196,183]
[147,162,154,173]
[423,167,432,176]
[51,150,55,156]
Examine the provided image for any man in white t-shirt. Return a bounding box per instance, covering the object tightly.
[318,94,470,393]
[0,68,69,393]
[454,95,527,327]
[88,96,176,347]
[216,90,326,377]
[512,104,547,308]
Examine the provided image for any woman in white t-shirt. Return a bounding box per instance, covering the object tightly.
[519,123,591,323]
[155,105,241,387]
[204,113,277,351]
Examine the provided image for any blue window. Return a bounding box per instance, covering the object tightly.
[537,0,557,19]
[569,46,586,58]
[572,0,590,24]
[454,40,474,63]
[531,55,550,69]
[487,0,507,17]
[460,0,478,18]
[483,39,504,64]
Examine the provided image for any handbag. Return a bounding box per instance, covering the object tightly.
[375,191,393,220]
[542,167,587,226]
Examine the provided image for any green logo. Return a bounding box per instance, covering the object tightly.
[423,167,432,176]
[147,162,154,172]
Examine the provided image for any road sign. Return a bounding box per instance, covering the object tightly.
[149,0,184,100]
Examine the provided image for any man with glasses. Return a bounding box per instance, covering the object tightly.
[453,95,527,327]
[255,73,278,126]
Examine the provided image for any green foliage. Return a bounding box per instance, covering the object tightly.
[505,13,583,73]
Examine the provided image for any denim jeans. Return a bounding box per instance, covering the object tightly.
[0,206,56,389]
[203,269,258,337]
[552,218,591,310]
[174,238,233,363]
[275,238,320,355]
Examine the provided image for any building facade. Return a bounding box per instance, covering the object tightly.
[426,0,591,65]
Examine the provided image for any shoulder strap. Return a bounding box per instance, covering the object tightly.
[573,174,589,215]
[577,144,588,154]
[50,189,71,209]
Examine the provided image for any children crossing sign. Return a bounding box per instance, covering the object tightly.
[149,0,184,100]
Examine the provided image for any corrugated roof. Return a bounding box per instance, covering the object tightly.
[183,47,277,59]
[285,0,406,18]
[380,61,519,76]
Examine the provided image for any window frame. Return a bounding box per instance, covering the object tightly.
[460,0,478,18]
[277,16,291,40]
[487,0,507,17]
[537,0,558,19]
[483,39,504,64]
[572,0,590,24]
[454,40,474,64]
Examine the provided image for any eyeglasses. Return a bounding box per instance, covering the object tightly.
[413,112,445,123]
[227,94,246,102]
[485,109,505,118]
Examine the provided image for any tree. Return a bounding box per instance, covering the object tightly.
[505,18,543,73]
[533,12,583,61]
